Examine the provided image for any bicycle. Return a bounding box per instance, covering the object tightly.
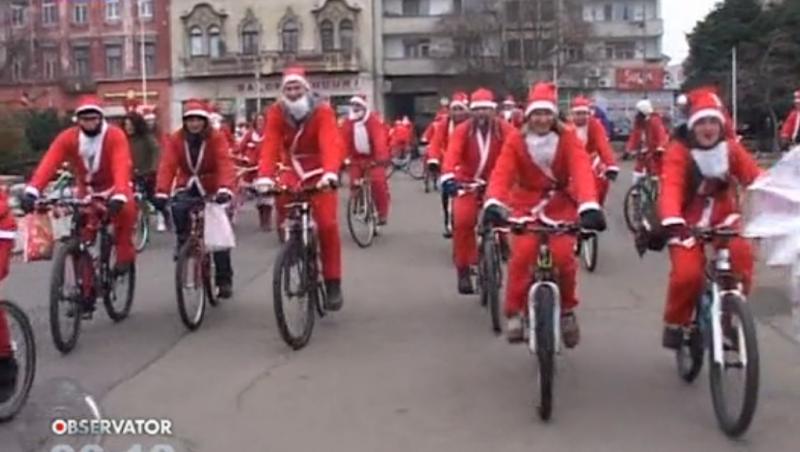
[575,230,599,272]
[477,219,506,334]
[133,175,152,253]
[269,185,331,350]
[423,160,440,194]
[0,300,36,422]
[45,197,136,354]
[506,218,581,421]
[387,146,425,181]
[623,152,661,234]
[230,160,259,225]
[173,195,219,331]
[346,161,380,248]
[674,227,759,438]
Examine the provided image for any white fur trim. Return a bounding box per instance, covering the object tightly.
[661,217,686,226]
[470,100,497,110]
[0,230,15,240]
[450,100,468,109]
[320,172,339,185]
[282,74,310,89]
[426,159,440,165]
[606,166,620,173]
[571,106,590,113]
[217,187,234,197]
[688,108,725,129]
[24,186,40,198]
[155,193,169,199]
[183,109,210,119]
[483,198,508,210]
[439,172,455,184]
[577,202,601,214]
[349,96,368,108]
[75,104,104,115]
[110,193,128,203]
[525,101,558,117]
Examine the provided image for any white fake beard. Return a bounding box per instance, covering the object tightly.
[349,107,366,122]
[284,95,311,121]
[691,142,730,179]
[525,131,559,177]
[502,110,513,121]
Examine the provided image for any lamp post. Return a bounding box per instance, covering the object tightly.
[138,0,147,107]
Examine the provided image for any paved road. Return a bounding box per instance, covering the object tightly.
[1,164,799,451]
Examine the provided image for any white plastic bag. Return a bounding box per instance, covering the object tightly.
[204,203,236,251]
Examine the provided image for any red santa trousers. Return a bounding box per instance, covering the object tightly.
[113,200,138,265]
[0,239,13,357]
[452,192,481,270]
[349,161,390,222]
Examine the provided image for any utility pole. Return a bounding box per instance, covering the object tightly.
[138,0,147,107]
[732,45,738,127]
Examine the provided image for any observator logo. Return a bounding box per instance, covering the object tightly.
[52,418,173,436]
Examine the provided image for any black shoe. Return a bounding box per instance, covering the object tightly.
[443,229,453,239]
[112,262,133,278]
[457,269,475,295]
[217,282,233,300]
[378,218,388,226]
[324,279,343,311]
[662,325,684,350]
[0,356,18,403]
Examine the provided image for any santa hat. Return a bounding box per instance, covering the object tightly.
[525,82,558,117]
[636,99,654,116]
[75,95,105,116]
[183,99,210,120]
[502,95,516,107]
[687,88,726,129]
[450,91,469,109]
[571,96,591,113]
[349,94,368,108]
[469,88,497,110]
[281,66,310,90]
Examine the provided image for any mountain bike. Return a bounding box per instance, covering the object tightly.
[346,161,380,248]
[387,146,425,181]
[0,300,36,422]
[133,175,152,253]
[477,220,505,334]
[674,227,759,438]
[575,230,598,272]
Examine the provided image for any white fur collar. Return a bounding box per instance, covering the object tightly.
[691,141,729,179]
[78,121,109,175]
[525,132,559,179]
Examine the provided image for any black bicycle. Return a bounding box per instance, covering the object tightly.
[346,161,380,248]
[133,175,152,253]
[575,230,598,273]
[174,196,219,331]
[477,221,505,334]
[423,162,440,193]
[270,185,331,350]
[46,198,136,354]
[675,227,759,438]
[0,300,36,422]
[387,147,425,181]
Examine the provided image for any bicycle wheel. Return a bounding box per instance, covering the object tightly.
[0,300,36,422]
[175,239,207,331]
[134,200,149,252]
[408,156,425,180]
[486,238,502,334]
[676,324,704,383]
[273,239,316,350]
[623,184,644,234]
[102,234,135,322]
[709,294,759,438]
[423,169,431,193]
[49,240,83,354]
[206,255,219,307]
[533,285,556,421]
[581,233,598,272]
[346,186,376,248]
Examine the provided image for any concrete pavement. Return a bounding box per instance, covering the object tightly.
[1,164,799,451]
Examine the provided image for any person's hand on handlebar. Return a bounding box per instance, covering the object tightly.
[316,173,339,191]
[107,196,126,217]
[482,202,510,226]
[20,192,38,214]
[214,190,233,205]
[254,177,276,194]
[578,208,607,232]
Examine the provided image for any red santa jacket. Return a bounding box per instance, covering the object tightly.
[626,113,668,153]
[660,138,762,231]
[486,126,599,224]
[442,118,515,183]
[426,118,457,164]
[780,109,800,143]
[341,112,389,162]
[258,99,343,183]
[156,129,235,197]
[501,109,525,129]
[0,191,15,241]
[236,129,263,167]
[575,117,619,176]
[28,124,132,202]
[389,124,412,149]
[423,112,447,144]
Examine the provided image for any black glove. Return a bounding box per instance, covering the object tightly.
[579,209,606,232]
[107,198,125,217]
[214,191,233,205]
[605,169,619,182]
[426,161,441,173]
[152,196,168,212]
[442,179,458,197]
[665,223,690,241]
[20,193,37,214]
[483,203,510,226]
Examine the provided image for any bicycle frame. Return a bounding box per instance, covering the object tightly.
[527,237,563,355]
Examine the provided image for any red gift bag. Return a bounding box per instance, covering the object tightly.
[21,212,54,262]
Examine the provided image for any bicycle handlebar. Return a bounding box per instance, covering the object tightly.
[691,227,739,240]
[502,217,581,235]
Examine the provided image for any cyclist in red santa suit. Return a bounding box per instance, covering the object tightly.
[341,94,391,225]
[20,95,136,277]
[236,113,274,231]
[500,95,524,129]
[0,191,17,404]
[570,96,619,206]
[255,66,346,310]
[440,88,516,294]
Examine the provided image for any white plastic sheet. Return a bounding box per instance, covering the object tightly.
[744,146,800,340]
[204,203,236,251]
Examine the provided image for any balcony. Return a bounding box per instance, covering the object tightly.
[383,15,444,35]
[384,57,460,76]
[61,76,98,94]
[590,19,663,38]
[180,50,362,78]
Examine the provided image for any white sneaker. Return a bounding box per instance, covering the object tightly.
[156,213,167,232]
[506,316,524,343]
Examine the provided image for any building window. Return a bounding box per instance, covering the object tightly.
[403,38,430,58]
[42,1,57,25]
[11,57,24,81]
[402,0,428,16]
[138,0,154,19]
[605,41,635,60]
[105,0,121,21]
[11,2,26,27]
[339,19,354,52]
[241,24,259,55]
[603,3,612,21]
[138,42,156,74]
[208,26,222,58]
[281,20,299,53]
[563,45,583,62]
[43,51,59,79]
[72,46,90,76]
[453,0,462,14]
[73,0,89,25]
[105,44,123,77]
[523,39,536,62]
[505,1,519,22]
[506,40,521,61]
[320,20,334,52]
[190,27,205,56]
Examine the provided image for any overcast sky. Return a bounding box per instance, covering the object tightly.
[662,0,721,64]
